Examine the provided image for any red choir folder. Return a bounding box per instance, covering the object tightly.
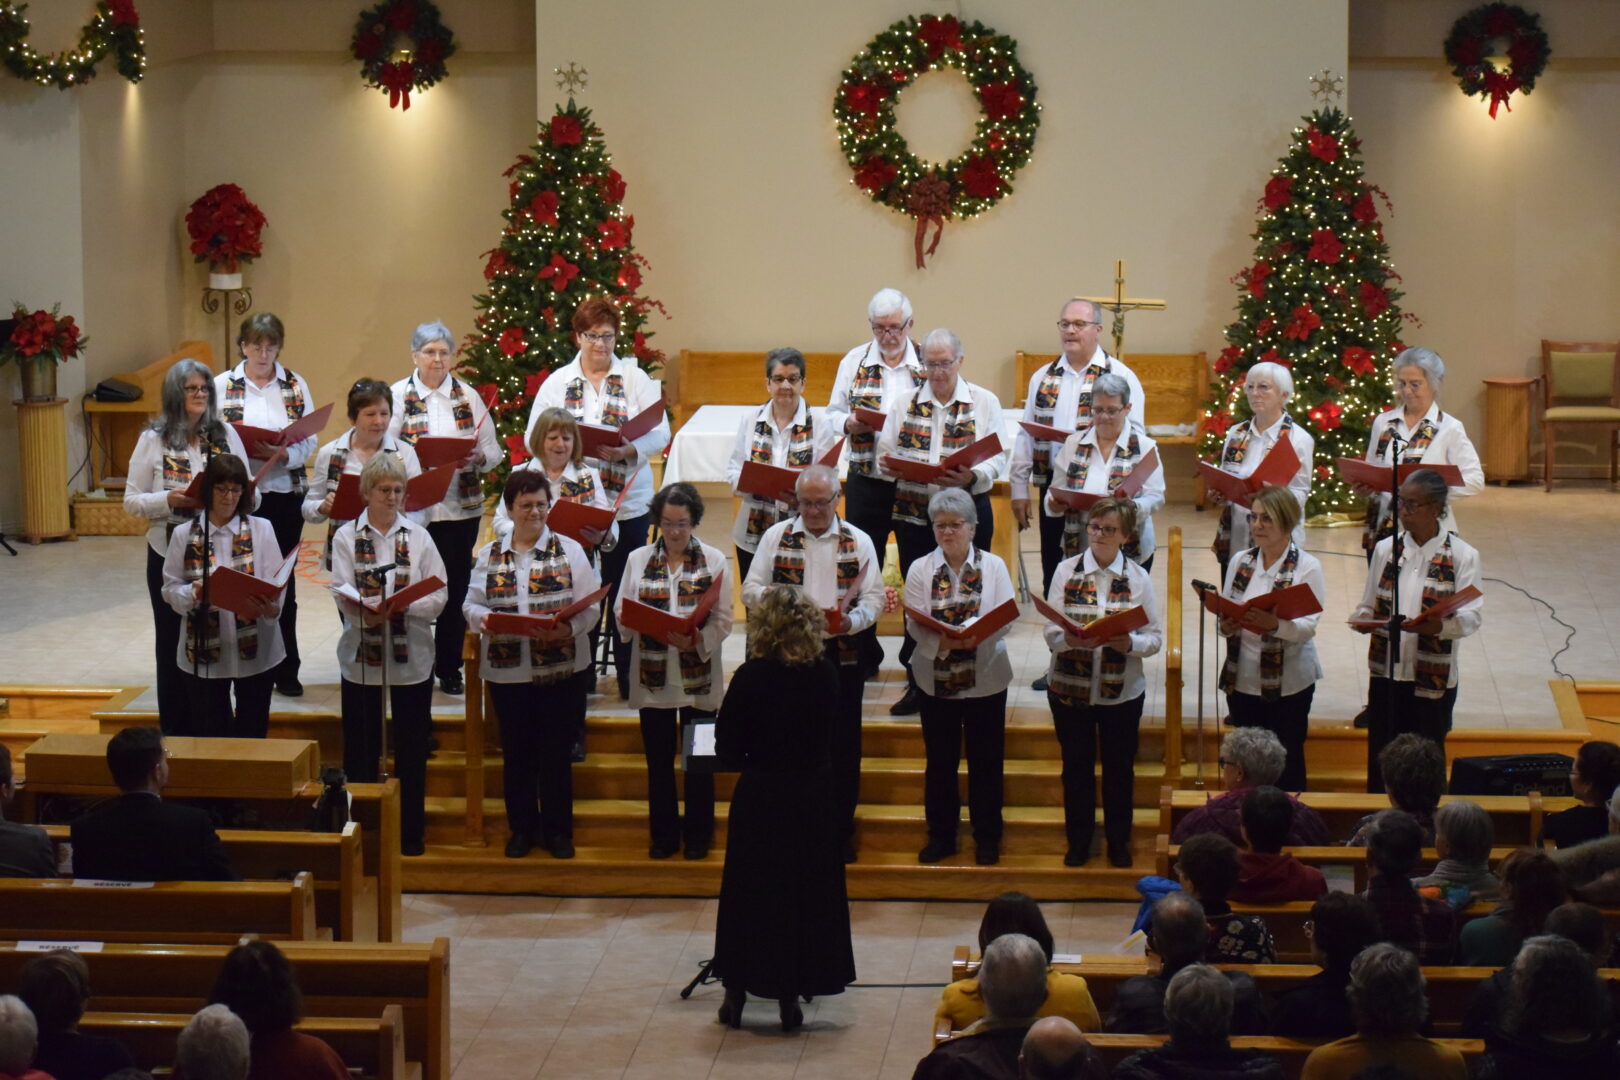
[820,438,846,466]
[412,436,476,471]
[1033,598,1149,646]
[179,455,276,503]
[736,460,801,502]
[1202,582,1323,622]
[331,575,447,618]
[578,395,667,458]
[404,465,457,511]
[206,542,302,623]
[904,597,1020,650]
[1196,438,1300,508]
[484,583,611,635]
[232,402,335,456]
[327,473,363,521]
[619,576,725,645]
[1045,448,1161,512]
[853,406,889,430]
[1347,584,1482,631]
[546,499,615,546]
[881,432,1004,484]
[1336,457,1466,492]
[1019,419,1073,444]
[821,562,870,633]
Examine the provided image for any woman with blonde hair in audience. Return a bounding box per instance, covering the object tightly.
[935,891,1101,1035]
[1458,848,1569,965]
[209,940,347,1079]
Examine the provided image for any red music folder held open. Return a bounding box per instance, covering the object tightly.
[853,406,888,431]
[578,396,667,458]
[404,465,457,512]
[327,473,363,521]
[483,583,611,635]
[903,597,1019,650]
[1336,457,1466,493]
[1033,598,1149,647]
[1019,419,1073,444]
[736,460,800,503]
[232,402,335,457]
[1197,437,1300,508]
[1347,584,1482,631]
[1045,448,1161,513]
[331,575,447,618]
[546,499,615,546]
[206,542,301,623]
[412,436,476,471]
[619,576,725,646]
[821,562,870,634]
[1202,582,1323,622]
[881,432,1003,485]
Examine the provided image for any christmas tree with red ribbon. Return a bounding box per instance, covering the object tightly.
[458,101,667,495]
[1200,107,1415,516]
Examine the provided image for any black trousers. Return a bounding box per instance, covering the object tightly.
[734,545,754,585]
[919,689,1006,846]
[1365,677,1457,794]
[147,546,193,736]
[1035,488,1067,597]
[426,517,480,682]
[895,490,995,684]
[599,512,651,697]
[639,706,715,847]
[340,675,433,847]
[825,638,866,846]
[1227,685,1315,792]
[184,669,274,739]
[488,678,580,843]
[1050,693,1143,854]
[252,490,304,682]
[845,472,897,569]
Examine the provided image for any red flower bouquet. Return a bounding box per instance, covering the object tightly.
[186,184,267,274]
[3,304,88,367]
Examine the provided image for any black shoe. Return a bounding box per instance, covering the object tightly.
[505,833,533,859]
[548,836,575,859]
[889,687,923,716]
[649,840,680,860]
[918,839,957,864]
[779,998,803,1033]
[718,988,745,1029]
[975,842,1000,866]
[274,676,304,697]
[684,838,710,860]
[844,841,857,864]
[438,671,464,695]
[862,662,882,681]
[402,839,426,857]
[1031,675,1049,692]
[1064,849,1089,867]
[1108,846,1132,868]
[1352,706,1370,729]
[570,740,587,764]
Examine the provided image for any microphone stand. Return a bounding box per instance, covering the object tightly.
[195,436,215,690]
[359,560,398,784]
[1381,431,1408,758]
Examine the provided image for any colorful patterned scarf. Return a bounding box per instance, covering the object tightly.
[742,410,816,543]
[485,534,577,684]
[635,537,715,696]
[892,394,976,525]
[181,516,259,665]
[847,345,924,478]
[161,427,233,540]
[929,554,983,697]
[1362,414,1441,554]
[319,441,404,571]
[1050,565,1135,704]
[1219,544,1301,700]
[1059,429,1146,560]
[1213,415,1296,567]
[1030,358,1109,487]
[353,523,411,668]
[772,519,864,665]
[1368,533,1458,699]
[399,374,482,511]
[563,370,633,503]
[222,369,309,493]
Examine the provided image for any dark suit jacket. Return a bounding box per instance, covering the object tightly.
[69,792,236,881]
[0,817,57,878]
[1108,966,1269,1035]
[911,1021,1031,1080]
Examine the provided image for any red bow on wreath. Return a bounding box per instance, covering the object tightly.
[1483,70,1520,118]
[906,176,951,269]
[379,61,415,110]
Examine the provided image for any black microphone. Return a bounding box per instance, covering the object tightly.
[1190,579,1220,594]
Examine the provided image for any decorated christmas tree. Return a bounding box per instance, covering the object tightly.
[1200,107,1414,517]
[458,100,667,496]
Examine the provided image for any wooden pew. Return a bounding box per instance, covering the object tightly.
[79,1005,408,1080]
[0,875,317,943]
[1159,787,1547,846]
[41,822,371,942]
[0,938,449,1080]
[1078,1035,1481,1078]
[668,349,843,432]
[1154,835,1524,892]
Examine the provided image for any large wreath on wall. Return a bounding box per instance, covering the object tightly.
[1443,3,1550,118]
[350,0,456,110]
[0,1,145,89]
[833,13,1041,268]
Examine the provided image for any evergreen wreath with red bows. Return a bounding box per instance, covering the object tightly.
[0,0,145,89]
[1443,3,1551,119]
[350,0,455,110]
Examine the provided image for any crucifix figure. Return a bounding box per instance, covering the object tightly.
[1077,259,1166,359]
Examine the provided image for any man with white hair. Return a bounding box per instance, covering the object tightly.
[0,995,49,1080]
[175,1003,250,1080]
[913,933,1049,1079]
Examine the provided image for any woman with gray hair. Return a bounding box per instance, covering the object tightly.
[1299,943,1468,1079]
[388,320,502,696]
[1208,360,1314,577]
[1112,964,1285,1079]
[1478,935,1620,1077]
[905,487,1017,866]
[1412,799,1501,905]
[1354,347,1484,560]
[1172,725,1331,846]
[124,357,253,735]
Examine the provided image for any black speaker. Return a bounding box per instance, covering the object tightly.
[93,377,142,403]
[1449,753,1573,797]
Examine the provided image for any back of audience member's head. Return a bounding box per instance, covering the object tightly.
[1019,1015,1103,1080]
[1431,799,1492,865]
[1310,891,1380,973]
[1497,848,1568,941]
[175,1004,249,1080]
[18,949,90,1035]
[1176,832,1241,906]
[0,995,39,1074]
[1240,785,1293,854]
[1219,727,1286,788]
[1505,934,1611,1039]
[106,725,165,792]
[1574,740,1620,806]
[1347,943,1426,1038]
[1544,901,1608,965]
[979,891,1055,964]
[977,933,1049,1022]
[1365,809,1424,880]
[1148,892,1208,969]
[209,940,302,1036]
[1377,734,1446,817]
[1163,963,1233,1046]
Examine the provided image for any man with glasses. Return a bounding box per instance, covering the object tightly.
[744,465,886,862]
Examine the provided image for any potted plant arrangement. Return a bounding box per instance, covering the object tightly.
[2,303,87,402]
[186,183,267,289]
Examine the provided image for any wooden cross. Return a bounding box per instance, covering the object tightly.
[1076,259,1166,359]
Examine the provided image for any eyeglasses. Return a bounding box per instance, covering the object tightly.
[657,518,691,531]
[1087,522,1121,536]
[1400,499,1439,512]
[1091,406,1125,419]
[1058,320,1100,332]
[870,319,911,337]
[183,384,211,396]
[242,341,279,354]
[768,375,804,387]
[799,497,836,511]
[415,348,452,360]
[1218,757,1231,769]
[1245,511,1273,525]
[580,331,616,344]
[212,484,244,496]
[922,360,958,372]
[931,519,969,532]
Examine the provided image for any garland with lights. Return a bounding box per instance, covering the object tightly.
[1444,4,1550,118]
[350,0,455,110]
[1201,107,1418,518]
[833,13,1040,268]
[456,101,668,497]
[0,1,144,89]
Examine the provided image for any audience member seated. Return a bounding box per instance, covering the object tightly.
[1357,809,1455,964]
[1411,799,1499,907]
[67,727,236,882]
[209,940,347,1080]
[1172,728,1328,846]
[1107,893,1268,1036]
[1549,787,1620,905]
[1346,735,1444,847]
[1457,848,1567,966]
[0,746,54,879]
[914,933,1049,1080]
[1463,900,1609,1038]
[1112,964,1286,1080]
[1232,785,1327,903]
[1176,833,1276,962]
[175,1004,250,1080]
[1542,740,1620,849]
[0,995,51,1080]
[1272,892,1380,1040]
[1017,1017,1103,1080]
[1297,943,1467,1080]
[936,892,1102,1034]
[1476,934,1620,1078]
[18,950,136,1080]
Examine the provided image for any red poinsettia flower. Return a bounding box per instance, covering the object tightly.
[1452,38,1483,67]
[916,14,962,59]
[502,154,535,179]
[385,0,417,32]
[1283,305,1322,341]
[505,432,530,465]
[1263,175,1293,211]
[537,254,580,292]
[1360,281,1390,319]
[1352,191,1379,224]
[979,82,1025,121]
[1256,318,1276,337]
[185,184,267,273]
[1325,375,1343,389]
[1342,346,1375,375]
[1316,464,1333,481]
[525,371,549,398]
[854,155,898,193]
[618,261,642,291]
[959,155,1003,199]
[497,327,526,358]
[843,83,882,117]
[1308,228,1344,264]
[1309,399,1344,429]
[1306,126,1339,163]
[598,218,630,250]
[1247,261,1273,298]
[1206,410,1233,438]
[1260,347,1289,369]
[529,191,559,226]
[483,250,511,281]
[599,169,627,204]
[108,0,140,28]
[541,307,557,331]
[1214,346,1242,374]
[987,131,1006,152]
[550,115,583,147]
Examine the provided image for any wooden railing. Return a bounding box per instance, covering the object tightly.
[463,631,487,846]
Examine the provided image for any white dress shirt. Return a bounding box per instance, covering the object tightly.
[742,516,885,637]
[526,353,670,520]
[160,513,287,679]
[214,362,319,494]
[725,399,841,552]
[1363,403,1486,538]
[876,377,1007,496]
[614,539,734,710]
[904,546,1017,698]
[491,459,617,549]
[823,338,924,437]
[125,425,255,555]
[301,431,422,523]
[1010,348,1147,499]
[1042,549,1163,705]
[1042,427,1167,559]
[1354,530,1483,686]
[463,527,601,684]
[330,511,448,685]
[386,374,502,524]
[1219,543,1325,698]
[1217,413,1315,555]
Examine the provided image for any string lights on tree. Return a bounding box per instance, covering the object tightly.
[0,0,145,89]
